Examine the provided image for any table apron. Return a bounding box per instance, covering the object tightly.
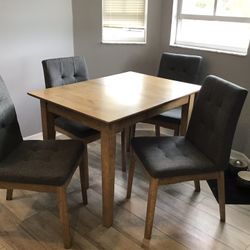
[111,96,190,132]
[46,95,189,133]
[47,103,104,131]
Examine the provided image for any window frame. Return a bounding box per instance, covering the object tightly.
[101,0,148,44]
[170,0,250,55]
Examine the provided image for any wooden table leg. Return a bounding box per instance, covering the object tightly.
[179,94,195,136]
[121,129,127,172]
[40,100,55,140]
[101,126,116,227]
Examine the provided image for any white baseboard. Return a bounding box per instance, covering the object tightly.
[24,132,63,140]
[24,132,43,140]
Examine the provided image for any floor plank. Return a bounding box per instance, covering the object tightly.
[0,204,45,250]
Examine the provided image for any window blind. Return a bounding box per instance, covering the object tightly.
[103,0,146,29]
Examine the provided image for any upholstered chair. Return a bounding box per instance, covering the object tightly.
[141,52,203,136]
[0,75,87,248]
[127,75,248,240]
[42,56,127,174]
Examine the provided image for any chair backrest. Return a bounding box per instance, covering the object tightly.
[0,76,23,161]
[158,52,203,84]
[186,75,248,169]
[42,56,89,88]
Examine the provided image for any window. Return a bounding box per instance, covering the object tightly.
[170,0,250,55]
[102,0,148,44]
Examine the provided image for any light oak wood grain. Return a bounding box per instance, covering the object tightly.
[29,72,200,124]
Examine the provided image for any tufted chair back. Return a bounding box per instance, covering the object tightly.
[186,75,248,169]
[158,52,203,84]
[42,56,89,88]
[0,76,23,161]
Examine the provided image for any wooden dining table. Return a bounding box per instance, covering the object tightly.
[28,71,201,227]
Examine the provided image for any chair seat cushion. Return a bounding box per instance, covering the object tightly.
[153,107,181,125]
[0,140,83,186]
[132,136,216,178]
[55,117,99,139]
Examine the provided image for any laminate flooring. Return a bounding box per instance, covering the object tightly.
[0,129,250,249]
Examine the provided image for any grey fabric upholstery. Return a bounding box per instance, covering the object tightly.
[154,108,181,126]
[0,75,84,186]
[42,56,89,88]
[158,52,203,84]
[186,75,248,168]
[42,56,99,139]
[0,76,23,161]
[153,52,203,126]
[154,107,181,125]
[0,140,83,186]
[132,75,247,178]
[132,137,214,178]
[55,117,98,138]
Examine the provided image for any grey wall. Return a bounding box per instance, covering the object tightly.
[72,0,163,79]
[0,0,74,137]
[160,1,250,157]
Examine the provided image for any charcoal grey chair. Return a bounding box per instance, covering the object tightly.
[127,75,248,239]
[142,52,203,136]
[42,56,127,175]
[42,56,89,87]
[0,75,87,248]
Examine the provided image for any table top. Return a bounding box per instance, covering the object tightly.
[28,71,201,123]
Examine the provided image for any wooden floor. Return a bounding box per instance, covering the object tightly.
[1,129,250,249]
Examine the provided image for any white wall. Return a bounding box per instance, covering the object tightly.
[72,0,163,79]
[160,0,250,157]
[0,0,74,137]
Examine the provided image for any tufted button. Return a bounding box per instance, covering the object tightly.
[1,122,5,128]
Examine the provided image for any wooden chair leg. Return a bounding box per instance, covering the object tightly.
[217,171,225,222]
[174,126,179,136]
[194,180,200,192]
[155,125,160,136]
[6,189,13,200]
[58,187,72,249]
[131,124,136,138]
[126,150,136,199]
[128,125,136,153]
[121,129,127,172]
[79,152,88,205]
[126,127,131,152]
[144,178,159,240]
[82,145,89,189]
